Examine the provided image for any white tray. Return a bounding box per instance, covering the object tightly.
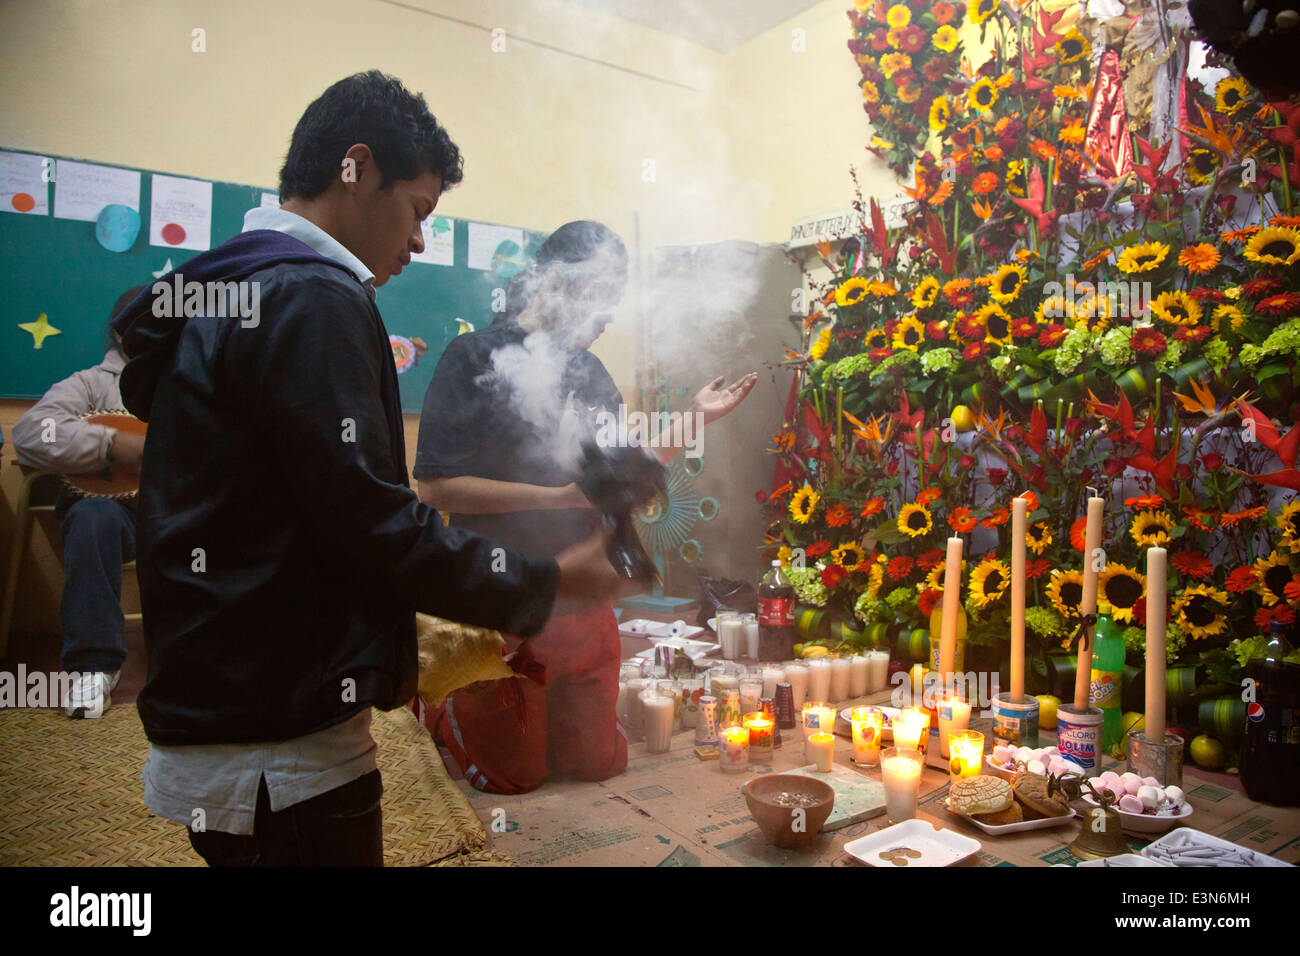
[944,797,1077,835]
[843,819,981,867]
[1140,827,1295,867]
[1078,853,1173,868]
[620,618,706,641]
[1081,793,1193,835]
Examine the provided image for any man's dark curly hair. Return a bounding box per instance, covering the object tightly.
[279,71,464,200]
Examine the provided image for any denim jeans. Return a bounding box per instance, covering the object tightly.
[58,495,135,674]
[187,770,384,866]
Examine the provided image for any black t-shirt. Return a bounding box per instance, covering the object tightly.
[414,316,623,558]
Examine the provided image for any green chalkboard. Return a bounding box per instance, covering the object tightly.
[0,148,545,412]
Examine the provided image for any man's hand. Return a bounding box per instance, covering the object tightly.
[554,526,620,605]
[691,372,758,425]
[107,430,145,473]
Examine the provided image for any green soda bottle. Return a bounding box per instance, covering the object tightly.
[1091,602,1126,752]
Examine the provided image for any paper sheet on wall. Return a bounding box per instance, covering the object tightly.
[0,151,50,215]
[467,222,523,272]
[149,174,212,251]
[53,160,140,222]
[410,215,455,266]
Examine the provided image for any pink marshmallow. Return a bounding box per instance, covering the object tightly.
[1106,782,1126,801]
[1118,794,1144,814]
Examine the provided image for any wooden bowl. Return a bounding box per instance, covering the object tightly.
[743,774,835,849]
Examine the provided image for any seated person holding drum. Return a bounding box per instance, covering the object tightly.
[12,286,147,719]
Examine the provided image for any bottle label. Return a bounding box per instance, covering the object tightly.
[758,596,794,627]
[1090,669,1121,709]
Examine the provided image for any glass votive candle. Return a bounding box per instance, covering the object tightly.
[743,711,774,763]
[743,613,760,659]
[739,675,764,716]
[801,700,837,761]
[718,724,750,773]
[880,747,924,823]
[716,612,743,659]
[894,706,930,754]
[808,732,835,772]
[850,706,884,767]
[948,729,984,783]
[937,695,972,759]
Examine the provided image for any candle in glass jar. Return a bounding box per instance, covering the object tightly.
[718,725,749,773]
[716,611,743,660]
[948,729,984,782]
[938,695,972,759]
[743,613,760,659]
[850,706,884,766]
[808,659,831,702]
[808,732,835,772]
[711,671,739,699]
[761,665,786,700]
[784,662,809,711]
[881,747,923,823]
[849,656,869,697]
[739,675,763,716]
[744,712,774,762]
[829,657,851,701]
[642,683,676,754]
[865,649,890,692]
[894,707,929,753]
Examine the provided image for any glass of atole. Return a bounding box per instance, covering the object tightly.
[881,747,924,823]
[642,681,677,754]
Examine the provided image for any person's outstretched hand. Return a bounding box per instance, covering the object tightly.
[691,372,758,425]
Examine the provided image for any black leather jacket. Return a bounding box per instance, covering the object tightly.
[113,234,558,745]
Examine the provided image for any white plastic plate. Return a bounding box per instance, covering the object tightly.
[944,797,1077,835]
[1078,853,1173,867]
[843,819,981,867]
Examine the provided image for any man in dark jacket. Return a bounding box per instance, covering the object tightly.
[111,72,617,866]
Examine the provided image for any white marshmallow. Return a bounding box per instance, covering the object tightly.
[1120,772,1143,795]
[1137,785,1160,810]
[1164,786,1185,807]
[1027,758,1046,775]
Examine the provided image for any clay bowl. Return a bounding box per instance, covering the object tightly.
[743,774,835,849]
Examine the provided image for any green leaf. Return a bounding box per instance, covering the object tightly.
[1257,363,1289,382]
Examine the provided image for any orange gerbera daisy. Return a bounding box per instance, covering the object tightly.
[1081,247,1113,271]
[1226,566,1258,593]
[917,547,945,571]
[1030,139,1058,160]
[1183,505,1217,531]
[825,504,851,527]
[972,171,999,195]
[770,481,794,500]
[1026,558,1052,579]
[928,179,955,205]
[1125,494,1164,509]
[1070,515,1087,551]
[1221,225,1260,243]
[861,496,885,518]
[1019,490,1040,512]
[1222,506,1267,527]
[917,486,943,506]
[1271,214,1300,228]
[1170,549,1214,580]
[949,507,977,533]
[1178,243,1221,274]
[981,507,1010,528]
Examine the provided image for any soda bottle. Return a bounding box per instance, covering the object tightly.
[1090,602,1125,753]
[757,559,795,661]
[1240,621,1300,806]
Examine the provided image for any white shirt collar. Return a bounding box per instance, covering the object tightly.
[242,206,375,288]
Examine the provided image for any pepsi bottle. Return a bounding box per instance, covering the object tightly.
[1239,622,1300,806]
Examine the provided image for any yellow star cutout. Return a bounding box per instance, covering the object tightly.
[19,312,61,349]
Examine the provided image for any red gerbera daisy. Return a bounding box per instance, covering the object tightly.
[826,504,851,527]
[1174,327,1211,344]
[949,506,977,532]
[887,555,916,580]
[963,341,990,361]
[1170,549,1214,580]
[917,548,945,571]
[955,314,983,341]
[1226,566,1259,593]
[1070,516,1087,551]
[1187,287,1225,304]
[1039,324,1067,347]
[1256,292,1300,316]
[822,564,847,588]
[933,1,955,25]
[926,320,948,340]
[1026,558,1052,579]
[918,587,943,617]
[1012,317,1037,339]
[1255,603,1296,629]
[861,496,886,518]
[946,286,976,309]
[1242,277,1284,299]
[805,539,831,558]
[899,24,926,53]
[1131,326,1168,358]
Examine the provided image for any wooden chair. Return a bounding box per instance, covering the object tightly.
[0,462,139,658]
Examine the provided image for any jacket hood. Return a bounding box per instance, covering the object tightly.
[111,229,358,420]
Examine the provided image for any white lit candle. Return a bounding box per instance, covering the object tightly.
[718,725,749,773]
[893,707,929,753]
[881,748,923,823]
[938,695,972,759]
[850,706,884,767]
[808,732,835,772]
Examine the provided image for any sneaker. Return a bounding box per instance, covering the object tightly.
[63,670,121,719]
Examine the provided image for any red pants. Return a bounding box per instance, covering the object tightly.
[422,602,627,794]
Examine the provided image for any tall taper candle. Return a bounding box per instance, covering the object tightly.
[1145,546,1167,742]
[1010,495,1028,700]
[1074,495,1105,711]
[939,536,964,685]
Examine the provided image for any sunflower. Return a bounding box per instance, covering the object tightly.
[969,77,998,112]
[1099,563,1146,623]
[925,559,967,592]
[1215,76,1249,115]
[1005,159,1027,196]
[1129,509,1175,548]
[973,302,1013,344]
[1150,290,1202,327]
[932,24,959,53]
[863,327,888,350]
[929,95,951,132]
[1116,241,1170,274]
[835,277,871,307]
[987,263,1026,304]
[1026,522,1052,555]
[892,315,924,351]
[1056,29,1089,63]
[809,327,832,361]
[1047,569,1085,619]
[970,0,999,23]
[1211,303,1245,333]
[970,557,1011,608]
[1178,243,1220,274]
[868,557,886,598]
[1254,550,1294,606]
[790,485,820,524]
[1243,226,1300,266]
[886,3,910,27]
[1279,500,1300,552]
[861,79,880,103]
[898,502,933,538]
[1184,148,1217,186]
[832,541,867,571]
[911,276,940,310]
[1172,584,1231,641]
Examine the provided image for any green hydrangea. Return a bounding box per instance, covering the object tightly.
[871,350,921,380]
[1154,338,1184,374]
[885,586,915,611]
[1232,634,1300,667]
[825,352,875,383]
[786,565,829,607]
[1239,343,1264,368]
[1099,327,1133,366]
[1054,326,1093,375]
[1025,606,1067,639]
[1124,623,1187,664]
[1246,317,1300,366]
[989,354,1012,379]
[1204,336,1231,371]
[920,347,957,375]
[854,590,886,624]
